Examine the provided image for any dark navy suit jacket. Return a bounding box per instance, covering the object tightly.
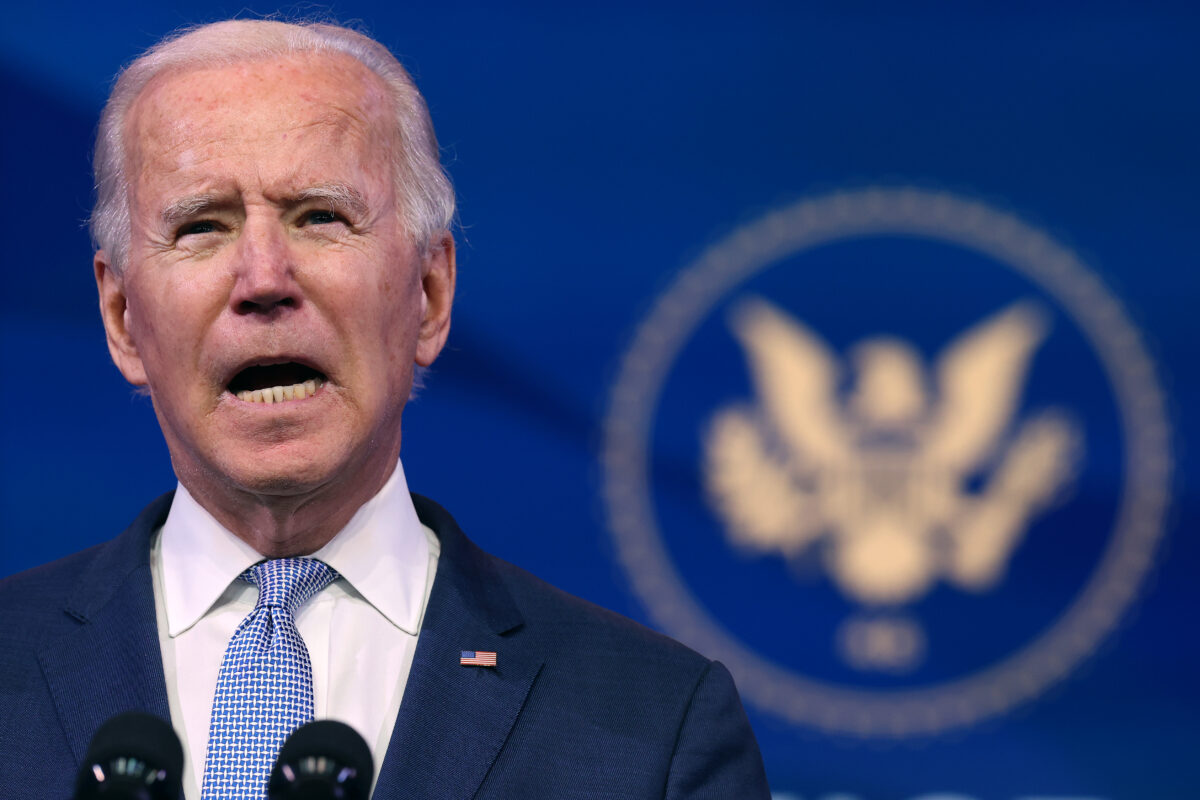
[0,493,770,798]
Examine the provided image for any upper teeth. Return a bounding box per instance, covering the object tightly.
[236,378,322,404]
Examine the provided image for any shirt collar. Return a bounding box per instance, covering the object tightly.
[160,461,430,637]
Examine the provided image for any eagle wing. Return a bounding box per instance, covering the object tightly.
[947,410,1081,589]
[728,297,854,467]
[922,302,1049,474]
[704,406,822,555]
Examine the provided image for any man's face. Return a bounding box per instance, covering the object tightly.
[97,53,453,506]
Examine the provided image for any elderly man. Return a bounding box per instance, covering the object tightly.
[0,18,769,800]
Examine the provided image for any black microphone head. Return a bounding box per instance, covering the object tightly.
[74,711,183,800]
[269,720,373,800]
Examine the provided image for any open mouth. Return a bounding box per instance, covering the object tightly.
[228,362,327,404]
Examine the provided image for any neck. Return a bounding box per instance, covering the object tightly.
[181,460,398,557]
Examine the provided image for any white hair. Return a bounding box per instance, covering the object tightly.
[89,19,455,274]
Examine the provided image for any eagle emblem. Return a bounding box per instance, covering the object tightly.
[705,297,1081,608]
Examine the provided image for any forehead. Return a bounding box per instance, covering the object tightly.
[124,51,395,181]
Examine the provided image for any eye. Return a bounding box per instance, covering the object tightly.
[303,209,343,226]
[178,220,218,237]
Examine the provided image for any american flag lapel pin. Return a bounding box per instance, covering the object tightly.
[460,650,498,667]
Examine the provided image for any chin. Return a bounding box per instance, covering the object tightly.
[208,444,348,499]
[230,470,325,497]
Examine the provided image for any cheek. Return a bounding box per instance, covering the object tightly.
[370,278,423,384]
[127,274,220,375]
[124,284,169,364]
[367,249,421,329]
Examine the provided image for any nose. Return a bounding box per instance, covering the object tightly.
[230,219,301,316]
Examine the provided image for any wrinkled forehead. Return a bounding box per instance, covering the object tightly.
[123,51,397,178]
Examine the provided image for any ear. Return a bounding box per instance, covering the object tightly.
[415,231,456,367]
[95,251,149,387]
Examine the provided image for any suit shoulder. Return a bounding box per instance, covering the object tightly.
[488,552,712,672]
[0,543,105,617]
[0,493,167,642]
[468,550,772,797]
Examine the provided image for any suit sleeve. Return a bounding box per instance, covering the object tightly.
[664,660,772,799]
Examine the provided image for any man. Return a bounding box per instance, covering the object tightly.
[0,18,770,800]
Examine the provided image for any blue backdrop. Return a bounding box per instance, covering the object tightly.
[3,3,1197,798]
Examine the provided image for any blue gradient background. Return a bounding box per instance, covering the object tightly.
[2,3,1197,798]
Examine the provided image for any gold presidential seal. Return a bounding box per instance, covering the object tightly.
[601,187,1172,737]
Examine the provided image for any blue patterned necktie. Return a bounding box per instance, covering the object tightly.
[201,558,339,800]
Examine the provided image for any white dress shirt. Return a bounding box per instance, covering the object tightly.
[150,461,439,800]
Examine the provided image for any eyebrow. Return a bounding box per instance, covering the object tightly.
[294,183,370,219]
[157,183,372,228]
[160,193,226,228]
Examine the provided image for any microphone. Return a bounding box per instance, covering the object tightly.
[74,711,184,800]
[268,720,373,800]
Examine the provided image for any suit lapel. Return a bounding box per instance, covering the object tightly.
[37,494,174,764]
[373,496,543,800]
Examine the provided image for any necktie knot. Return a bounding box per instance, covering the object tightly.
[241,558,338,612]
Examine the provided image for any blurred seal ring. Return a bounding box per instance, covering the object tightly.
[601,187,1173,737]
